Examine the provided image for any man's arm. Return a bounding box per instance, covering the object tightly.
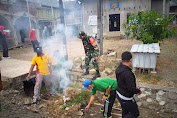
[49,63,54,74]
[102,86,111,101]
[26,64,35,81]
[125,72,141,94]
[105,86,111,95]
[85,95,96,111]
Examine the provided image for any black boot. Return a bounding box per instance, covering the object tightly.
[93,70,101,80]
[82,69,89,76]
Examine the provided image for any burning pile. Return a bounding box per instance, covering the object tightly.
[41,87,90,117]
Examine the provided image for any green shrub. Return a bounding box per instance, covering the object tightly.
[124,10,177,44]
[140,32,154,44]
[65,90,90,107]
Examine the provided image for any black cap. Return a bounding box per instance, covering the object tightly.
[79,31,86,36]
[36,47,42,51]
[121,51,132,61]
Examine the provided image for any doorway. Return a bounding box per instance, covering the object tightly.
[109,14,120,31]
[72,25,79,36]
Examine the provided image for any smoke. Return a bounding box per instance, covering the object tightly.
[1,0,81,94]
[39,23,73,95]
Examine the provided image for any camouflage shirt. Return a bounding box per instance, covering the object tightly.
[82,36,99,56]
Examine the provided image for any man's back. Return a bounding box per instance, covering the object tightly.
[32,54,51,75]
[91,78,117,95]
[29,30,37,41]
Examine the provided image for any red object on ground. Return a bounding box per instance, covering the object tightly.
[29,30,37,41]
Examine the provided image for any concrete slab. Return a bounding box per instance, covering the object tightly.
[0,59,35,79]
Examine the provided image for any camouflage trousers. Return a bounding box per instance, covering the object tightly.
[85,51,99,70]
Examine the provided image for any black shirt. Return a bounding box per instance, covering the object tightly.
[115,63,140,98]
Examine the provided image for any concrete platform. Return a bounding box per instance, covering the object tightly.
[0,58,34,80]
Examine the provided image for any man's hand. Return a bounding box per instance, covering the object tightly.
[26,75,30,81]
[95,57,99,61]
[138,90,142,95]
[85,105,90,111]
[136,86,142,95]
[102,95,107,102]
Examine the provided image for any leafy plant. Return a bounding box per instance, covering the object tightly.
[140,32,154,44]
[122,23,131,40]
[122,23,130,35]
[65,90,90,107]
[125,10,177,43]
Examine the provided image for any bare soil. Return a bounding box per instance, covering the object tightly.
[0,36,177,117]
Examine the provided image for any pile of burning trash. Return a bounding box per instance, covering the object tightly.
[41,87,90,117]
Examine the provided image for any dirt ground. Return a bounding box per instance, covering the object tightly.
[1,88,177,118]
[1,36,177,117]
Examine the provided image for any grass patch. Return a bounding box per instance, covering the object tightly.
[65,90,90,107]
[70,84,82,89]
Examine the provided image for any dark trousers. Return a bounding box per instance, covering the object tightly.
[0,38,8,57]
[116,94,140,118]
[103,90,116,117]
[31,40,39,52]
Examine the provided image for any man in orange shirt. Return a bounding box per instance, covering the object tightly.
[26,47,53,103]
[29,26,39,52]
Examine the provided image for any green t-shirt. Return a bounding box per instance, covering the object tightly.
[91,78,117,95]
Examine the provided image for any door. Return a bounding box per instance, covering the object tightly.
[72,25,79,36]
[109,14,120,31]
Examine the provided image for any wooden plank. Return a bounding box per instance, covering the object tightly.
[132,53,139,68]
[148,44,155,53]
[139,53,145,68]
[143,44,149,53]
[150,53,157,68]
[112,112,122,117]
[94,102,122,111]
[153,43,160,53]
[137,44,144,52]
[144,53,151,68]
[131,44,139,52]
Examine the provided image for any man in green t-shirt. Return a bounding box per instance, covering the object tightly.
[83,78,117,118]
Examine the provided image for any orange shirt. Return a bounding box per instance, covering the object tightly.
[32,54,51,75]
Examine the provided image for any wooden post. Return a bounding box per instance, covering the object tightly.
[163,0,166,15]
[97,0,103,55]
[26,0,31,29]
[51,6,56,35]
[59,0,68,61]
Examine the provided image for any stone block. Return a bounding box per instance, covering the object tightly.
[156,94,163,102]
[159,101,166,106]
[166,92,177,100]
[137,102,142,107]
[89,69,96,75]
[157,90,165,96]
[146,98,153,103]
[107,52,117,58]
[165,102,177,111]
[151,71,157,78]
[104,68,113,75]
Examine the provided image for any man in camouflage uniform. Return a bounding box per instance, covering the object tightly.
[79,31,101,79]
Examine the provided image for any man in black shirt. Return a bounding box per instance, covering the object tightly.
[115,51,141,118]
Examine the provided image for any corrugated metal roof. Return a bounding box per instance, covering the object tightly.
[130,43,160,53]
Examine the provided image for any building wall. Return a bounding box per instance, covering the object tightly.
[82,0,151,35]
[151,0,170,15]
[170,6,177,13]
[82,0,97,35]
[82,0,170,35]
[103,0,151,34]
